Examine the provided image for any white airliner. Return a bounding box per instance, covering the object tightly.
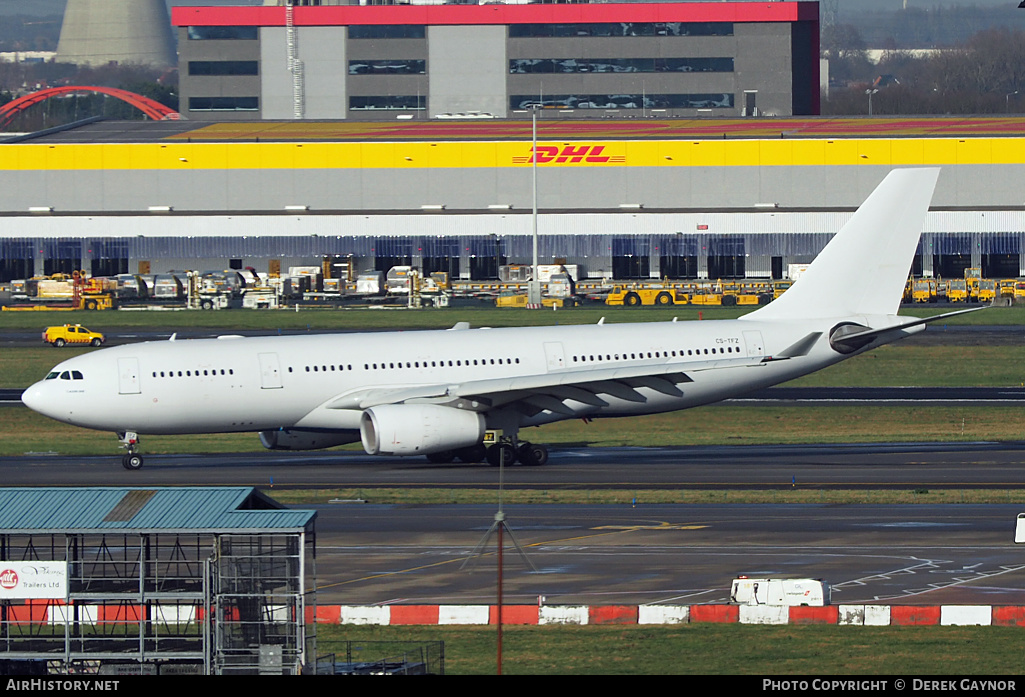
[23,168,964,470]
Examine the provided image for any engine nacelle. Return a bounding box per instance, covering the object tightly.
[360,404,485,456]
[259,428,360,451]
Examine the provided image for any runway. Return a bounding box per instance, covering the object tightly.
[4,441,1025,490]
[3,444,1025,607]
[310,502,1025,607]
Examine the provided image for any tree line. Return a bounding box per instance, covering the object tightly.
[822,25,1025,115]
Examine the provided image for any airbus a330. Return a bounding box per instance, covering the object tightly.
[23,168,965,470]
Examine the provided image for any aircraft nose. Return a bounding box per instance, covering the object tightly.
[21,383,48,415]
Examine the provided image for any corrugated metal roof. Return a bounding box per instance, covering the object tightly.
[0,488,315,533]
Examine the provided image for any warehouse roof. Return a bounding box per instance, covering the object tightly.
[0,487,315,534]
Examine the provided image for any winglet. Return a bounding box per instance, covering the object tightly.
[743,168,940,321]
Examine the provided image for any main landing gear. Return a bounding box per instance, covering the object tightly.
[485,439,548,467]
[424,438,549,467]
[118,431,144,470]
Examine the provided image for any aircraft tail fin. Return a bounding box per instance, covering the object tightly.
[744,167,940,321]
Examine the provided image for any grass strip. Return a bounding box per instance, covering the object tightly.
[0,303,1020,332]
[315,624,1025,675]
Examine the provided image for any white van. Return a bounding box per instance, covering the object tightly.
[729,577,830,607]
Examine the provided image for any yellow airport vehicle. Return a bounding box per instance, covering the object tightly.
[42,324,105,348]
[74,273,117,310]
[495,292,573,308]
[977,278,997,303]
[688,291,728,306]
[911,278,937,303]
[604,285,690,306]
[946,278,968,302]
[964,267,982,302]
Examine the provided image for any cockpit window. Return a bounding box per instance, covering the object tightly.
[71,371,83,380]
[59,371,71,380]
[45,372,59,380]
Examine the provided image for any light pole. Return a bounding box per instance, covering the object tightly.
[527,104,542,307]
[865,88,878,116]
[1007,91,1019,112]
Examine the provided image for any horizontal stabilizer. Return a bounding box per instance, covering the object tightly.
[830,306,987,352]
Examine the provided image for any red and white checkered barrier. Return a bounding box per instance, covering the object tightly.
[309,604,1025,627]
[6,602,1021,627]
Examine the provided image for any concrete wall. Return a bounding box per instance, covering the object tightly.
[303,27,348,119]
[4,159,1025,212]
[428,25,507,118]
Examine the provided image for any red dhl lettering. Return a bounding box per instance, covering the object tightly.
[514,145,622,164]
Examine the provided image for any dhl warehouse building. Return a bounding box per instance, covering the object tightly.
[0,1,1024,285]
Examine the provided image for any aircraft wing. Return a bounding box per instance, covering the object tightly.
[317,353,768,419]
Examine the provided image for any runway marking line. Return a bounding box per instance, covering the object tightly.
[593,522,709,531]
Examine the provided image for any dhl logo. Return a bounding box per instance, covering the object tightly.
[513,145,625,164]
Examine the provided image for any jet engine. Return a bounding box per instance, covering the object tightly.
[259,428,360,451]
[360,404,485,456]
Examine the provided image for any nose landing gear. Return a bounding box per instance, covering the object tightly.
[118,431,144,470]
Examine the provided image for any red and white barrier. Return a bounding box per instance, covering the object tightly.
[5,601,1019,627]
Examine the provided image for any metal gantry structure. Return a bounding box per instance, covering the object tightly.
[0,488,316,676]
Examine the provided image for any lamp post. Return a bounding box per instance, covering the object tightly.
[527,103,542,307]
[1007,91,1019,112]
[865,88,879,116]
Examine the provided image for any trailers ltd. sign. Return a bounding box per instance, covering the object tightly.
[0,562,68,600]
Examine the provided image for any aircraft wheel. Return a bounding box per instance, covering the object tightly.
[456,444,487,464]
[426,450,456,464]
[122,454,144,470]
[519,443,548,466]
[486,443,516,467]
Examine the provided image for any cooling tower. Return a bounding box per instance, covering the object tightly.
[56,0,177,68]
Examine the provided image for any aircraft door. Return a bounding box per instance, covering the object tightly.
[743,331,765,358]
[117,358,140,395]
[258,352,283,389]
[543,342,566,372]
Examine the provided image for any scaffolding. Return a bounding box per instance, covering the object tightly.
[0,488,316,676]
